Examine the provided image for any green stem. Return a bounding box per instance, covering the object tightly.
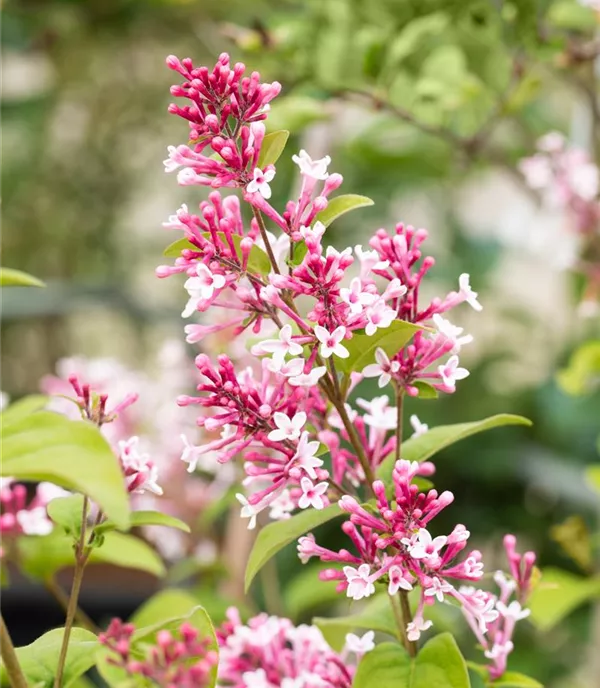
[44,577,98,634]
[400,590,417,657]
[251,206,280,275]
[54,497,89,688]
[0,614,28,688]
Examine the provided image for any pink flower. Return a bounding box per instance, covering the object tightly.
[364,300,396,336]
[432,314,473,352]
[458,273,482,311]
[15,507,53,536]
[182,264,226,317]
[388,565,413,595]
[406,616,432,642]
[314,325,349,359]
[343,564,376,601]
[291,432,323,479]
[252,324,303,363]
[409,414,428,438]
[289,366,327,387]
[438,355,469,390]
[362,347,400,388]
[268,411,307,441]
[269,490,295,521]
[339,278,377,315]
[424,577,454,602]
[246,167,275,199]
[292,150,331,180]
[344,630,375,656]
[298,478,329,510]
[402,528,447,562]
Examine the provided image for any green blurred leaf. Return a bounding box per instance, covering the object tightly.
[586,465,600,493]
[0,267,45,288]
[266,96,330,133]
[412,381,439,399]
[130,589,201,627]
[335,321,423,374]
[352,642,410,687]
[245,503,342,592]
[0,628,97,688]
[284,566,340,620]
[257,130,290,168]
[18,530,165,579]
[550,515,592,573]
[492,672,543,688]
[314,594,400,651]
[384,13,449,71]
[315,194,374,228]
[163,231,271,274]
[556,341,600,396]
[548,1,598,30]
[0,395,48,429]
[1,410,129,529]
[96,510,190,535]
[377,414,532,485]
[528,567,600,631]
[47,495,86,539]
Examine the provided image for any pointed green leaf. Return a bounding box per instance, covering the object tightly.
[377,414,532,485]
[412,632,470,688]
[245,503,342,592]
[412,381,439,399]
[315,194,374,228]
[163,231,271,274]
[528,567,600,631]
[0,628,97,688]
[1,411,129,528]
[335,320,423,374]
[352,642,410,687]
[314,594,401,651]
[96,510,190,535]
[130,589,201,627]
[0,268,46,288]
[0,395,48,429]
[492,672,543,688]
[47,495,86,538]
[258,130,290,168]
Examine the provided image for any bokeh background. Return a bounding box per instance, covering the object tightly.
[2,1,600,686]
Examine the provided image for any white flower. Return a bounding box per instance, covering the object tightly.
[364,300,396,336]
[119,437,163,496]
[432,314,473,352]
[16,507,53,536]
[269,490,295,521]
[339,278,377,315]
[252,324,303,363]
[291,149,331,180]
[298,477,328,510]
[463,556,484,579]
[291,432,323,479]
[362,347,400,388]
[569,162,599,201]
[474,598,500,633]
[354,245,389,278]
[424,577,454,602]
[180,434,201,473]
[458,273,482,311]
[235,493,258,530]
[388,565,413,595]
[402,528,447,561]
[358,395,397,430]
[0,392,10,411]
[406,617,433,642]
[36,483,70,504]
[300,221,326,241]
[242,669,270,688]
[182,264,226,317]
[162,203,189,230]
[268,411,307,442]
[495,600,531,621]
[246,167,275,199]
[343,564,376,601]
[289,366,327,387]
[409,414,429,438]
[314,325,349,359]
[438,355,470,390]
[484,641,514,660]
[345,630,375,656]
[266,357,305,377]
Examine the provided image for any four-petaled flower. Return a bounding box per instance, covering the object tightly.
[236,493,258,530]
[409,414,429,438]
[362,347,400,388]
[298,477,329,510]
[458,273,482,311]
[289,366,327,387]
[182,264,226,317]
[247,167,275,199]
[291,432,323,479]
[339,278,377,315]
[438,355,469,390]
[16,507,53,536]
[432,314,473,352]
[388,565,413,595]
[496,600,531,621]
[344,630,375,656]
[424,577,454,602]
[364,300,396,336]
[252,324,304,363]
[407,616,433,642]
[268,411,307,442]
[291,149,331,180]
[343,564,376,601]
[402,528,447,562]
[314,326,349,359]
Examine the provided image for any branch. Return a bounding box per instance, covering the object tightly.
[0,614,27,688]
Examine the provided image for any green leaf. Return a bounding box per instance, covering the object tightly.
[412,632,469,688]
[47,495,86,538]
[335,320,423,374]
[314,594,400,651]
[245,503,342,592]
[97,605,218,688]
[556,341,600,396]
[315,194,374,228]
[163,231,271,274]
[285,566,341,620]
[18,530,165,579]
[0,396,49,430]
[353,642,410,687]
[528,567,600,631]
[377,414,532,485]
[586,465,600,494]
[257,130,290,168]
[1,411,129,529]
[96,510,191,535]
[0,628,97,688]
[0,268,46,288]
[131,589,201,627]
[548,1,597,30]
[412,381,439,399]
[492,672,543,688]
